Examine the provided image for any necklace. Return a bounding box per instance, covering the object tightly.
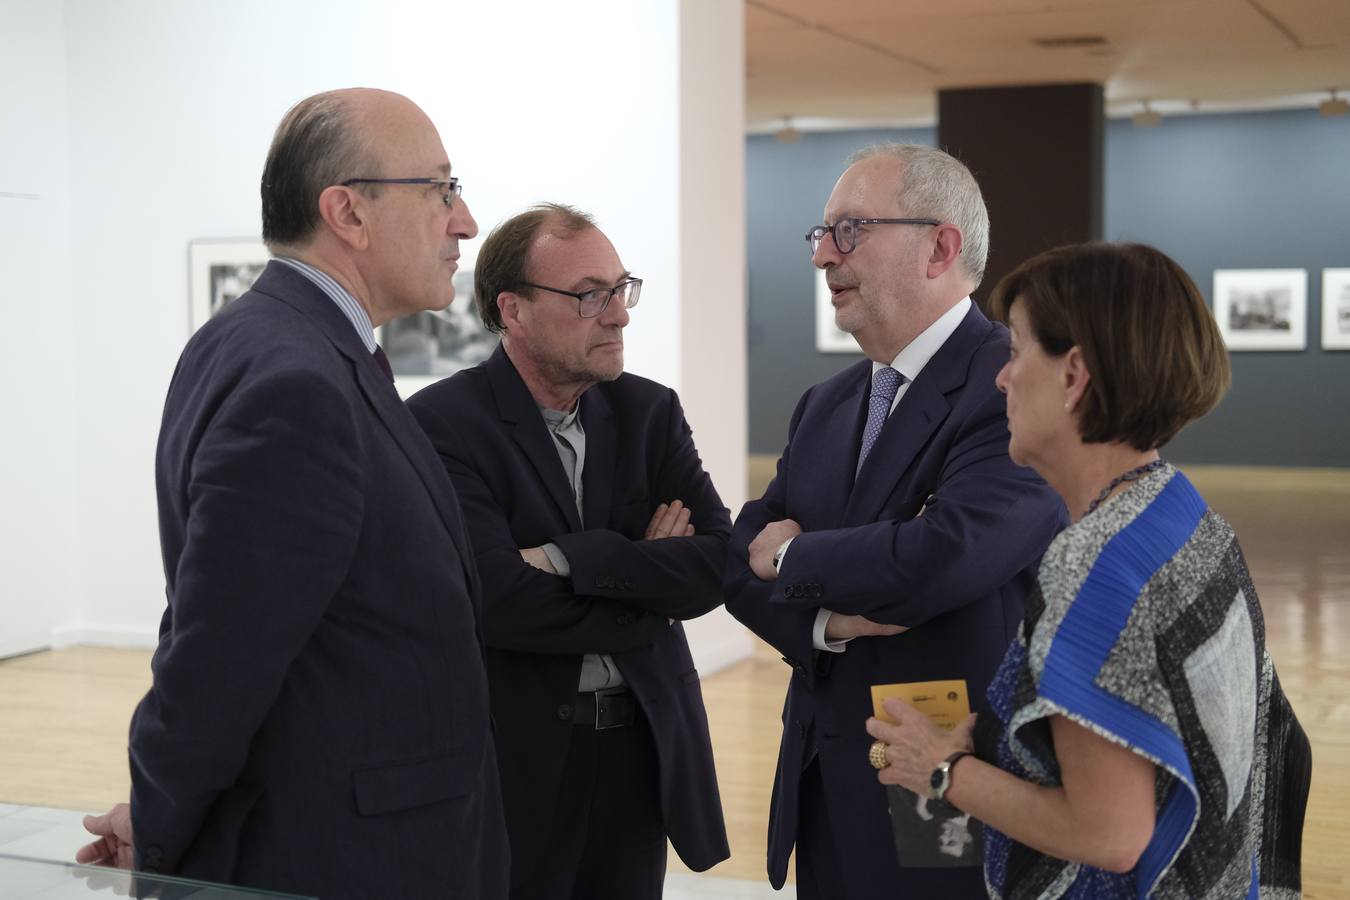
[1086,459,1166,515]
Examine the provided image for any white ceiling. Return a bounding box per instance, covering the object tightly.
[745,0,1350,129]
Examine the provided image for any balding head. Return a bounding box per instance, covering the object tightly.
[261,88,420,252]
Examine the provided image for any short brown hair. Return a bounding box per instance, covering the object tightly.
[988,242,1231,451]
[474,203,597,333]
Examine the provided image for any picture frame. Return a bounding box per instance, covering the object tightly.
[189,240,270,333]
[815,268,859,353]
[1212,268,1306,351]
[1321,268,1350,351]
[379,266,498,390]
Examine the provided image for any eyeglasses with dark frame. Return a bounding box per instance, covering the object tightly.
[518,278,643,319]
[805,217,941,255]
[340,176,462,208]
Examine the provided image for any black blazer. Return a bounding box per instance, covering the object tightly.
[725,305,1066,899]
[130,262,509,899]
[408,346,731,888]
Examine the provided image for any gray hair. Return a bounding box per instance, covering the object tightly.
[847,143,990,289]
[261,92,380,250]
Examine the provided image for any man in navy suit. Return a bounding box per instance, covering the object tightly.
[408,204,730,899]
[725,144,1065,900]
[76,88,510,898]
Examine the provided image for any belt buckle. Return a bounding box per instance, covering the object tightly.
[593,686,629,731]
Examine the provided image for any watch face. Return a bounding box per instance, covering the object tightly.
[930,765,945,794]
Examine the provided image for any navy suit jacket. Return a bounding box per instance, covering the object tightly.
[725,305,1065,899]
[130,262,509,898]
[407,346,731,888]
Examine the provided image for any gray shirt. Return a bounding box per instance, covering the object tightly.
[539,402,625,692]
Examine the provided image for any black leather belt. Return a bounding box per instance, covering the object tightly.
[572,687,636,730]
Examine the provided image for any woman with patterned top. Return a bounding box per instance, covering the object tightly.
[864,242,1311,899]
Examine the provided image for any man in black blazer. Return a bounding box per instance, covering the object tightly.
[408,203,730,899]
[725,145,1065,899]
[76,88,510,898]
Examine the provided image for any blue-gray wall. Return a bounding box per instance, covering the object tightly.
[746,110,1350,466]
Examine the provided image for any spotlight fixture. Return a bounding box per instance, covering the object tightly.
[1131,101,1162,128]
[1319,89,1348,117]
[774,116,802,143]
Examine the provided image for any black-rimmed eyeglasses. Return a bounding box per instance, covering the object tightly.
[518,278,642,319]
[340,176,462,208]
[805,217,940,255]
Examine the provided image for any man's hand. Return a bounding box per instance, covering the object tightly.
[748,518,802,581]
[645,500,694,540]
[519,546,558,574]
[824,612,909,641]
[75,803,134,869]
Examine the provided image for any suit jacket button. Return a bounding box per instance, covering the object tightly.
[784,585,795,599]
[557,704,573,721]
[617,613,633,626]
[594,575,605,587]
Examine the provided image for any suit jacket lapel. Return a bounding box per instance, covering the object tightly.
[253,262,476,575]
[579,387,615,532]
[485,347,584,533]
[843,377,949,525]
[842,304,993,526]
[813,370,868,528]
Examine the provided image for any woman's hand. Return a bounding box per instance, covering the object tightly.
[866,697,975,796]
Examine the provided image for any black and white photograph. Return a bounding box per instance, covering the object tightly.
[379,267,498,382]
[1321,269,1350,351]
[815,267,859,353]
[189,240,271,333]
[885,785,984,869]
[1213,268,1307,351]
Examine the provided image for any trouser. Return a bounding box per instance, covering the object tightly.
[512,693,666,900]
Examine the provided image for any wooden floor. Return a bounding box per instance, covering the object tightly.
[1,464,1346,896]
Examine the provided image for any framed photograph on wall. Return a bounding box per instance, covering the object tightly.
[815,268,859,353]
[1321,268,1350,350]
[189,240,270,333]
[1212,268,1307,351]
[379,267,498,388]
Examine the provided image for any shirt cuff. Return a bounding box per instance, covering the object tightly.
[813,608,850,653]
[541,542,571,577]
[772,536,795,573]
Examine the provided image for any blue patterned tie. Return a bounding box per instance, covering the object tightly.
[857,366,903,474]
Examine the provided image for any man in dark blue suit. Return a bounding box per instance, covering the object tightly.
[726,145,1065,900]
[408,204,730,899]
[76,88,510,898]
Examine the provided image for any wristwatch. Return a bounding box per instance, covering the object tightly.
[930,750,972,803]
[772,538,793,572]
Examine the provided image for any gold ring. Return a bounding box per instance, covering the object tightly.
[868,740,889,770]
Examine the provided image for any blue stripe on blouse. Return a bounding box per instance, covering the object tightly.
[1039,472,1208,898]
[274,257,378,353]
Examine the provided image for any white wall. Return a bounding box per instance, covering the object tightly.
[14,0,751,671]
[675,0,753,671]
[0,1,78,657]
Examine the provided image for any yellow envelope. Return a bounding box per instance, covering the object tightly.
[871,679,970,731]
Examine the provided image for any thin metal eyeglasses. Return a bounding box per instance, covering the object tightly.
[805,217,940,255]
[340,176,462,208]
[518,278,643,319]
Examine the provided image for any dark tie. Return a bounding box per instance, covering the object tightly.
[372,346,394,382]
[857,366,904,473]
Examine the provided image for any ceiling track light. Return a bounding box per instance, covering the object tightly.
[1131,101,1162,128]
[1319,89,1348,117]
